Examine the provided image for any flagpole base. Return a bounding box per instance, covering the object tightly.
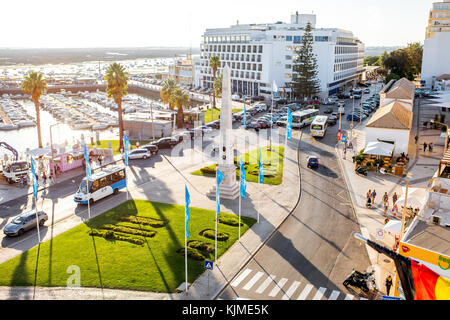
[207,183,240,200]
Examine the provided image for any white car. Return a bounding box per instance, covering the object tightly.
[125,148,151,160]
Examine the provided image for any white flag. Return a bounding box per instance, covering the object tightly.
[272,81,278,94]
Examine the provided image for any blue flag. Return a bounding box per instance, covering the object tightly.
[243,105,247,129]
[272,81,278,97]
[30,156,37,198]
[287,108,293,141]
[84,144,92,177]
[124,134,130,166]
[216,169,224,216]
[185,185,190,238]
[240,157,247,199]
[258,148,264,184]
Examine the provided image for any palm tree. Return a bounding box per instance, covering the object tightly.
[105,62,129,151]
[169,87,190,129]
[22,71,47,148]
[212,73,223,122]
[160,78,177,110]
[209,56,220,111]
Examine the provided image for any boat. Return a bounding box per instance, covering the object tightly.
[92,123,110,130]
[17,120,36,128]
[0,123,19,130]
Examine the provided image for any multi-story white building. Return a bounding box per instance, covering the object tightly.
[421,0,450,89]
[196,13,365,99]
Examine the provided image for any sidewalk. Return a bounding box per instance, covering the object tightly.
[335,126,444,296]
[0,130,301,300]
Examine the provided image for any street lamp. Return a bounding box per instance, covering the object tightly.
[434,121,449,153]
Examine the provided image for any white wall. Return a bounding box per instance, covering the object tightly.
[422,32,450,89]
[365,127,411,155]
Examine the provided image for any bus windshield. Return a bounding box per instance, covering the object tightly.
[311,125,323,130]
[79,180,92,194]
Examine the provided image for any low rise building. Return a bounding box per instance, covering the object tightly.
[379,78,416,111]
[168,54,196,86]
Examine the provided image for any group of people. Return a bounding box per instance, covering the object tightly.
[366,189,400,218]
[423,142,434,152]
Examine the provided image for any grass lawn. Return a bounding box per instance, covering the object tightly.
[192,146,285,185]
[90,140,155,155]
[0,200,255,292]
[203,108,242,123]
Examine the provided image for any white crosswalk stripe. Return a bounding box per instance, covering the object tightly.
[268,278,288,297]
[255,275,276,294]
[312,287,327,300]
[231,269,252,287]
[345,294,355,300]
[282,281,301,300]
[328,290,340,300]
[297,284,314,300]
[242,272,264,291]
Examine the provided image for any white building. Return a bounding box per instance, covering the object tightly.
[197,12,365,99]
[421,0,450,89]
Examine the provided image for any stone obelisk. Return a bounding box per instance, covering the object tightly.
[208,65,239,200]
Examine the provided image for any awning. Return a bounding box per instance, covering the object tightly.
[383,220,402,235]
[26,148,51,157]
[396,187,426,208]
[363,141,395,157]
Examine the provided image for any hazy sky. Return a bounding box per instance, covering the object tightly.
[1,0,435,48]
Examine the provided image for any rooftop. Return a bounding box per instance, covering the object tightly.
[366,101,413,130]
[403,219,450,256]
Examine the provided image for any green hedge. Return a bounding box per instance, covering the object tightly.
[114,216,167,228]
[188,240,214,253]
[103,224,156,238]
[177,247,206,261]
[218,216,243,227]
[88,229,144,246]
[200,229,229,241]
[200,167,216,175]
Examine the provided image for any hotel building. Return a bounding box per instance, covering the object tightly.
[196,13,365,98]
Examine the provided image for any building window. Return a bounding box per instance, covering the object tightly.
[258,64,262,71]
[293,36,302,43]
[285,55,292,60]
[286,35,293,42]
[286,46,292,51]
[315,36,329,42]
[259,45,263,53]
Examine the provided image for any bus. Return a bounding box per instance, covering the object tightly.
[74,165,127,205]
[310,116,329,137]
[292,109,320,128]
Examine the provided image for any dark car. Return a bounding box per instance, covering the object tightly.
[141,144,159,155]
[307,156,319,169]
[246,122,261,130]
[154,137,177,149]
[327,118,337,126]
[257,120,269,129]
[323,107,333,114]
[347,114,361,121]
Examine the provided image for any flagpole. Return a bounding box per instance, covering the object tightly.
[185,204,188,294]
[239,190,241,242]
[34,195,41,243]
[215,171,218,263]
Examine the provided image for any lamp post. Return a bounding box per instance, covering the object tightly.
[434,121,449,153]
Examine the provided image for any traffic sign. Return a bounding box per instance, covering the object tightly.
[204,260,214,270]
[375,228,385,240]
[337,132,342,140]
[382,296,401,300]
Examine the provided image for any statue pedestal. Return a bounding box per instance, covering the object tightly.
[207,164,239,200]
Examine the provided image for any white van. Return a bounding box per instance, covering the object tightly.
[2,161,29,184]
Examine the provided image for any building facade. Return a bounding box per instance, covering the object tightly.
[421,0,450,89]
[168,54,196,86]
[196,13,365,99]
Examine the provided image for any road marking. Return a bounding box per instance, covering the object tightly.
[268,278,288,297]
[242,272,264,291]
[344,294,354,300]
[360,297,368,300]
[231,269,252,287]
[281,281,301,300]
[297,284,313,300]
[328,290,340,300]
[255,275,276,294]
[312,287,327,300]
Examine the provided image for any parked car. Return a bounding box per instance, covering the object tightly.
[327,118,337,126]
[323,107,333,114]
[257,120,270,128]
[363,88,371,94]
[141,144,159,155]
[347,114,361,121]
[154,137,178,149]
[4,211,48,237]
[276,117,288,126]
[246,122,261,130]
[197,126,213,134]
[307,156,319,169]
[124,148,151,160]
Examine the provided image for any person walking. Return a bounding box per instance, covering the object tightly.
[367,190,372,201]
[20,176,24,189]
[383,192,389,215]
[371,190,377,205]
[385,275,393,296]
[415,135,418,144]
[392,192,398,205]
[429,142,433,152]
[423,142,428,152]
[392,203,399,218]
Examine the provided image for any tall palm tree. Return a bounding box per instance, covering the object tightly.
[169,87,190,129]
[209,56,220,111]
[22,71,47,148]
[213,73,223,98]
[160,78,177,110]
[105,62,129,151]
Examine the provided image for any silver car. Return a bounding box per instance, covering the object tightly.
[3,211,48,237]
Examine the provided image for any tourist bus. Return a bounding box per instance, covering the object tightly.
[292,109,320,128]
[310,116,329,137]
[74,165,127,205]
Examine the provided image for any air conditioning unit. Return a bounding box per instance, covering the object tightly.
[432,216,442,225]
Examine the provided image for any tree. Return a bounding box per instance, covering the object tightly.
[209,56,220,110]
[381,43,423,81]
[290,22,320,100]
[22,71,47,148]
[213,73,223,99]
[105,62,129,151]
[169,87,190,129]
[160,78,177,110]
[364,56,382,67]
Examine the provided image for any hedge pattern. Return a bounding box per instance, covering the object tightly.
[177,247,206,261]
[188,240,214,253]
[200,229,229,241]
[88,229,144,246]
[103,224,156,238]
[218,216,243,227]
[114,215,167,228]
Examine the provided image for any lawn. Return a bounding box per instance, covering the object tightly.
[0,200,255,292]
[192,146,285,185]
[90,139,154,155]
[203,108,242,123]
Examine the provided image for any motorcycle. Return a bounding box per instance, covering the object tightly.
[355,166,368,176]
[343,270,376,293]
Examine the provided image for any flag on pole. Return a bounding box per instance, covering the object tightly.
[185,185,190,238]
[124,134,130,166]
[30,156,37,198]
[272,81,278,97]
[216,169,225,216]
[240,157,247,199]
[244,104,247,129]
[83,144,92,177]
[287,108,293,141]
[258,149,264,184]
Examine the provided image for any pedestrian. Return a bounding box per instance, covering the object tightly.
[367,189,372,201]
[42,172,47,185]
[423,142,428,152]
[415,136,418,144]
[20,176,24,189]
[385,275,393,296]
[372,189,377,204]
[98,155,103,167]
[384,200,389,215]
[161,129,165,137]
[429,142,433,152]
[392,203,398,218]
[384,216,390,225]
[392,192,398,204]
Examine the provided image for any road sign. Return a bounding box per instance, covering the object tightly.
[382,296,401,300]
[375,228,385,240]
[337,132,342,140]
[204,260,214,270]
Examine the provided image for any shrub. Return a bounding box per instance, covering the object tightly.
[200,167,217,175]
[188,240,214,253]
[177,247,206,261]
[356,159,362,166]
[114,216,167,228]
[218,216,243,227]
[200,229,229,241]
[103,224,156,238]
[366,161,373,169]
[88,229,144,246]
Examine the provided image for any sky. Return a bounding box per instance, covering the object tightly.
[0,0,436,48]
